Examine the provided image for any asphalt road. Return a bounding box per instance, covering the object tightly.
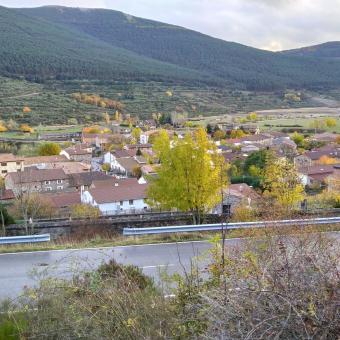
[0,239,240,301]
[0,232,339,301]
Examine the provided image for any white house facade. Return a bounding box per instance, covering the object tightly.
[80,178,149,215]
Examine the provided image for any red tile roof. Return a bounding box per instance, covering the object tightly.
[7,168,68,184]
[0,153,23,162]
[0,189,15,200]
[42,192,81,208]
[89,178,148,204]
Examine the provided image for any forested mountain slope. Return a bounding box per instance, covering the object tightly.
[282,42,340,59]
[0,6,210,84]
[1,5,340,90]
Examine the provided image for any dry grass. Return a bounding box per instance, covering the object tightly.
[0,223,339,254]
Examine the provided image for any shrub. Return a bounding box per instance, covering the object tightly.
[2,261,173,339]
[71,204,100,219]
[38,142,61,156]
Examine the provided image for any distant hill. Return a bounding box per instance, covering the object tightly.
[0,6,208,84]
[282,42,340,59]
[1,5,340,90]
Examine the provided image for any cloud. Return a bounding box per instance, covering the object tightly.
[4,0,340,50]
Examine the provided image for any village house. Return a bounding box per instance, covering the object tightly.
[5,168,70,195]
[68,172,112,191]
[214,183,260,215]
[81,133,112,150]
[141,164,159,177]
[311,132,338,143]
[298,165,337,187]
[0,189,15,204]
[294,154,313,168]
[103,151,147,177]
[81,177,149,215]
[294,145,339,168]
[298,145,340,165]
[0,154,24,177]
[60,144,93,163]
[24,155,69,168]
[241,144,260,153]
[41,191,81,217]
[239,134,273,146]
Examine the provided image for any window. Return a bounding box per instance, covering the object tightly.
[1,162,7,166]
[120,201,123,206]
[1,170,7,174]
[45,181,50,185]
[57,186,63,190]
[57,179,63,184]
[46,187,52,191]
[16,161,21,165]
[129,200,134,205]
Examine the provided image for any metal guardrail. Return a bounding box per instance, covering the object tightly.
[0,234,51,245]
[123,217,340,236]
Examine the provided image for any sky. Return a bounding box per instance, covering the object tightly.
[2,0,340,51]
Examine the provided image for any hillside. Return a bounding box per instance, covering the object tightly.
[16,6,340,90]
[0,6,210,84]
[282,41,340,59]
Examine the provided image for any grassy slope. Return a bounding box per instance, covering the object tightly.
[19,6,340,90]
[0,76,322,125]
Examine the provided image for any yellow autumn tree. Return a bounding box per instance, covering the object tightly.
[114,110,122,122]
[317,155,337,165]
[324,117,336,128]
[230,129,246,139]
[247,112,257,121]
[103,112,110,125]
[131,127,142,142]
[23,106,31,113]
[20,124,34,133]
[147,127,227,224]
[263,158,304,214]
[0,121,7,132]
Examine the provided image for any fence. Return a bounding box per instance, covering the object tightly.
[123,216,340,236]
[0,234,50,245]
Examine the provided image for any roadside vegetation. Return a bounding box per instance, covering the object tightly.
[0,228,338,339]
[0,223,338,254]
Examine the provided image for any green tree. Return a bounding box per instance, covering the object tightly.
[132,166,142,178]
[213,129,226,140]
[101,163,111,173]
[206,123,213,134]
[244,149,272,174]
[247,112,257,121]
[131,127,142,142]
[230,129,246,139]
[291,131,305,148]
[148,128,227,224]
[38,142,61,156]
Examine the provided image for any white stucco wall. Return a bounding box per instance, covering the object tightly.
[81,189,148,214]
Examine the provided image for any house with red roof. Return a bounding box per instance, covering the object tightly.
[81,177,149,215]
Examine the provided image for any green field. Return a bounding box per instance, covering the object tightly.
[258,116,340,133]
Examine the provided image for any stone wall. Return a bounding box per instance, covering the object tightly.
[5,213,220,239]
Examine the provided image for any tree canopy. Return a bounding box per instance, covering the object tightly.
[38,142,61,156]
[148,128,227,223]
